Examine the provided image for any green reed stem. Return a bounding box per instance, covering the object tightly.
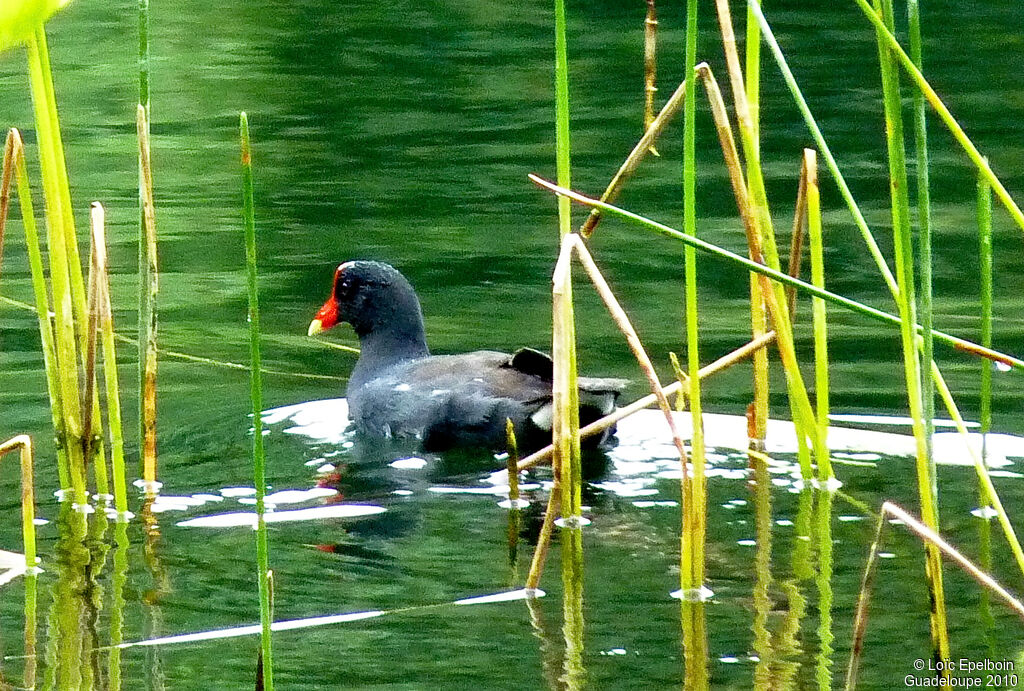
[91,203,129,516]
[908,0,935,466]
[750,451,773,689]
[815,489,835,688]
[25,29,87,505]
[552,0,581,519]
[977,162,995,641]
[805,150,831,478]
[747,0,770,447]
[240,112,274,691]
[552,241,581,520]
[561,526,585,688]
[553,0,571,239]
[0,435,37,569]
[139,0,149,114]
[529,177,1024,369]
[681,0,705,593]
[24,565,38,689]
[108,520,130,691]
[874,0,948,661]
[852,0,1024,235]
[978,163,992,448]
[137,104,159,487]
[4,129,69,487]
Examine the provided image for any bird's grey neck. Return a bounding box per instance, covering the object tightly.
[349,327,429,388]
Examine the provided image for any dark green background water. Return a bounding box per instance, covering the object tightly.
[1,0,1023,688]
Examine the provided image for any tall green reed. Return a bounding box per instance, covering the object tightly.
[907,0,935,462]
[873,0,948,659]
[240,111,274,691]
[680,0,707,599]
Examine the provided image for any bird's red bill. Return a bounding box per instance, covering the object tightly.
[308,294,339,336]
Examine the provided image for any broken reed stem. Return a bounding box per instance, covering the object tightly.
[643,0,658,157]
[580,78,688,237]
[0,435,37,570]
[241,112,274,691]
[2,130,69,488]
[136,103,159,491]
[519,331,775,471]
[137,104,159,489]
[786,167,808,318]
[885,502,1024,617]
[528,176,1024,369]
[83,206,113,499]
[505,419,521,565]
[845,502,1024,690]
[525,483,560,590]
[570,235,690,470]
[91,203,130,516]
[82,206,111,498]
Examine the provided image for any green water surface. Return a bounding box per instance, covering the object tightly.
[1,0,1024,688]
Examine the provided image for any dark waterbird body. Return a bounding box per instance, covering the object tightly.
[308,261,628,451]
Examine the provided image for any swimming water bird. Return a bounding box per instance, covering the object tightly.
[307,261,629,451]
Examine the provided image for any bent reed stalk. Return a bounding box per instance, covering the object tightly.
[0,435,38,570]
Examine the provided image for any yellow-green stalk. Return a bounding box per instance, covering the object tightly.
[25,28,87,506]
[873,0,948,662]
[805,150,831,479]
[3,129,69,487]
[977,161,995,645]
[745,0,769,447]
[551,0,581,520]
[815,489,835,688]
[681,0,706,593]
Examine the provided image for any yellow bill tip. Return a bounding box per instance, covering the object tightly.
[307,319,324,337]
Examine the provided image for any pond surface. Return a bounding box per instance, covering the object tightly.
[1,0,1024,688]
